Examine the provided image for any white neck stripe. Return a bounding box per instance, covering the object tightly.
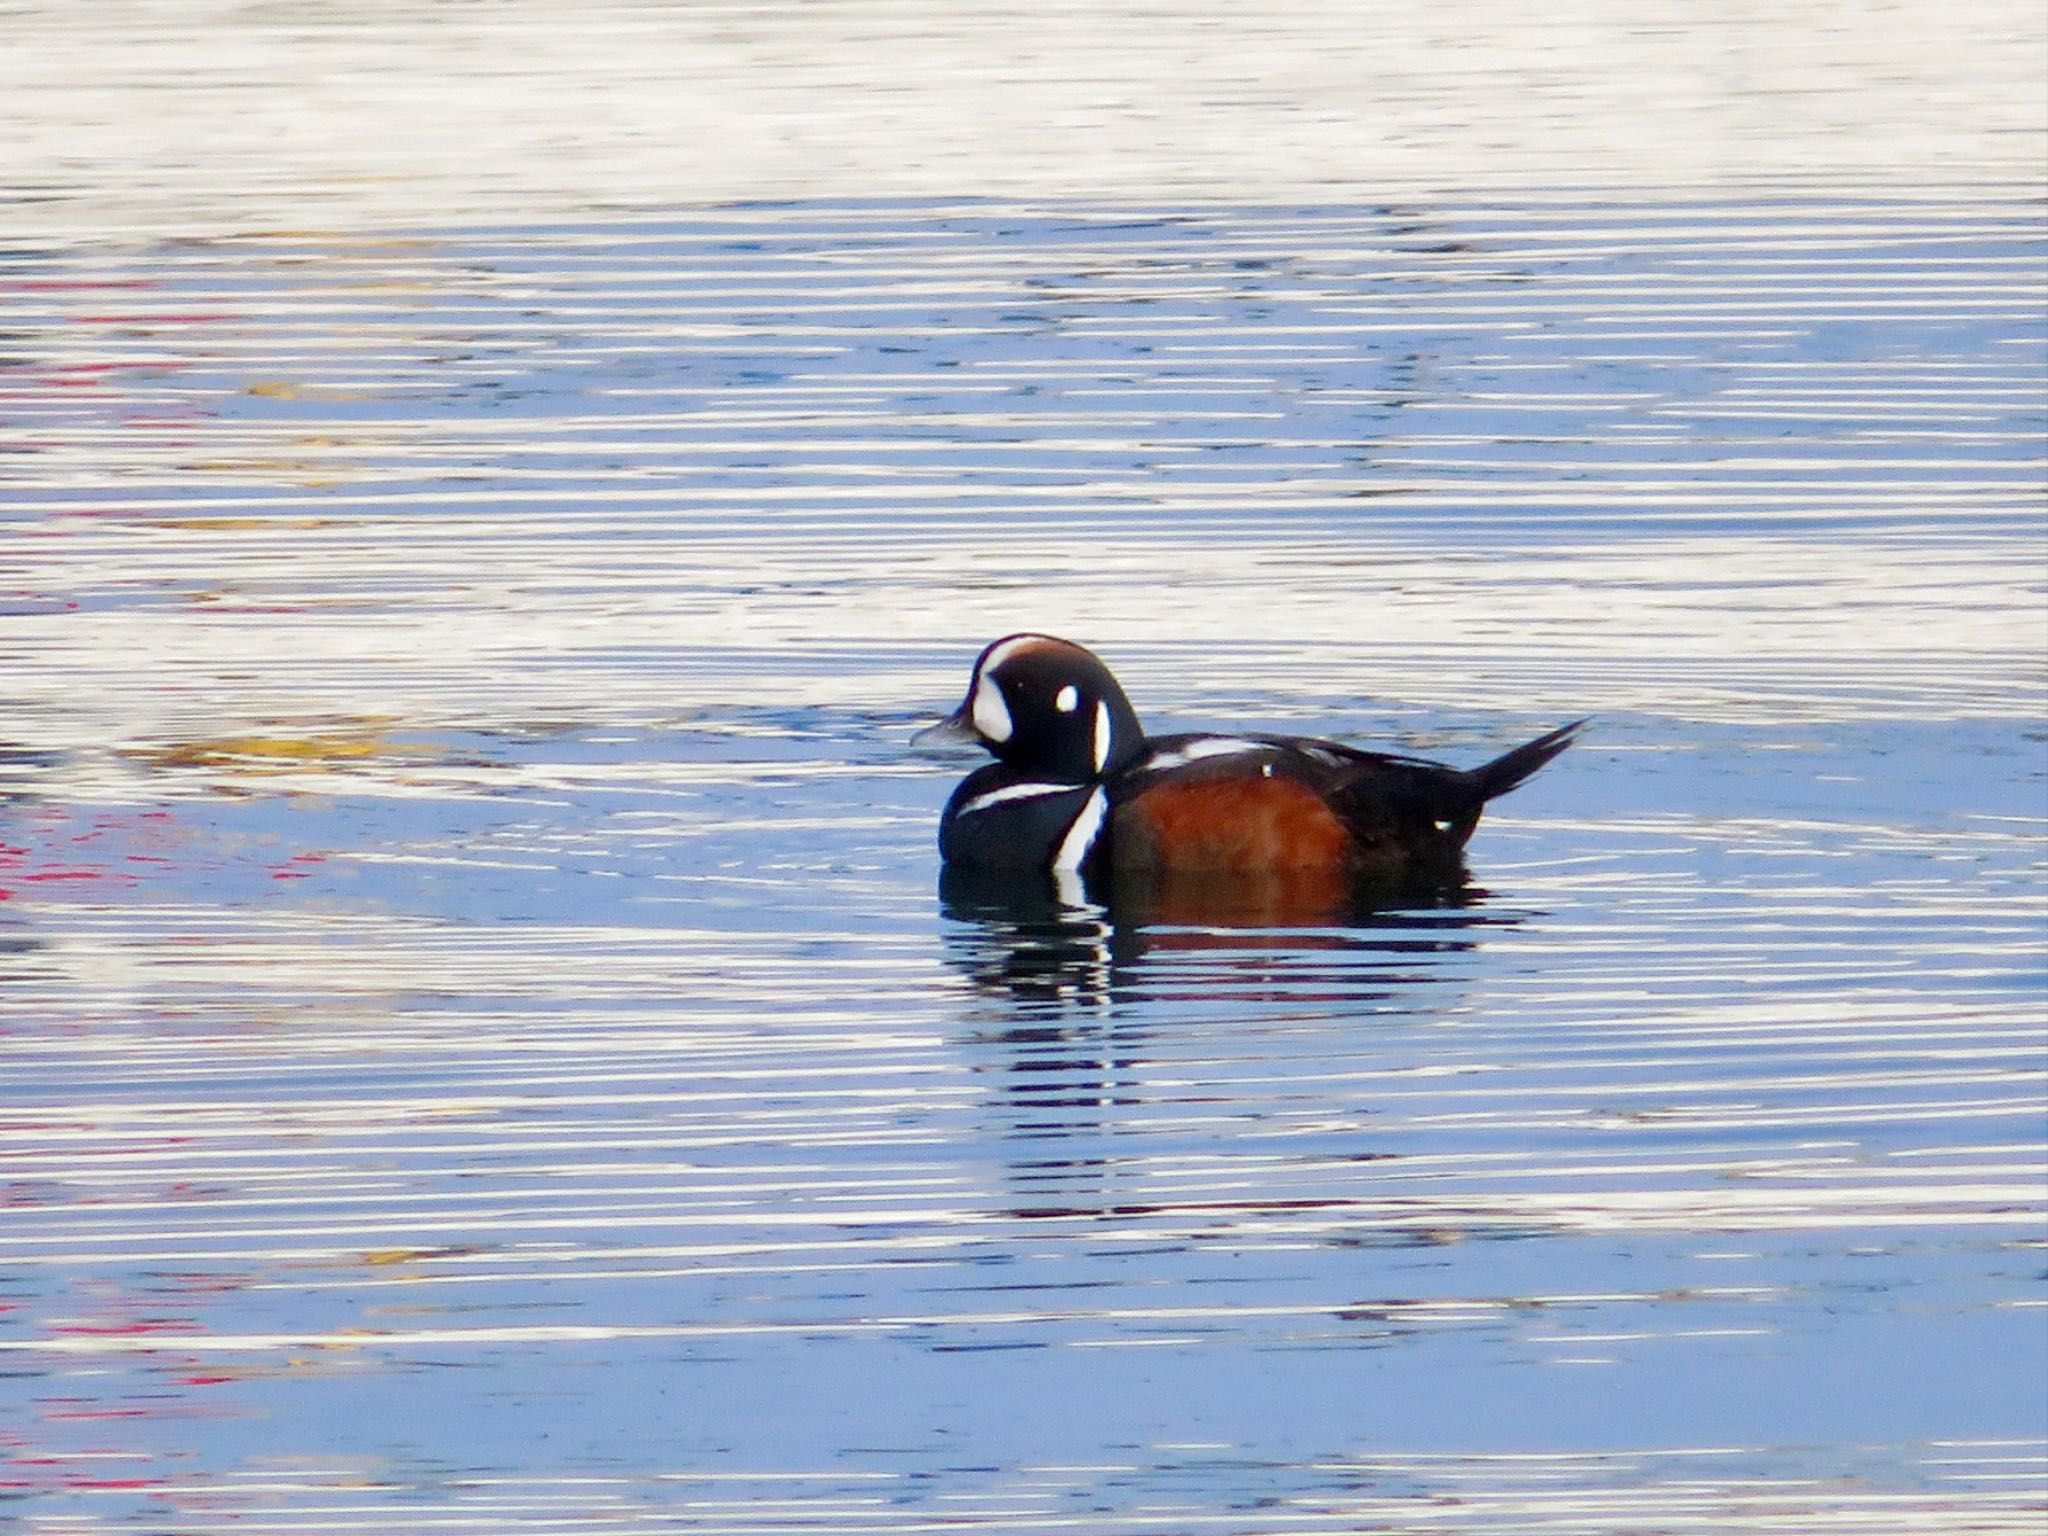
[1052,785,1108,872]
[956,780,1080,816]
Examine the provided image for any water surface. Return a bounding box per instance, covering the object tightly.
[3,85,2046,1536]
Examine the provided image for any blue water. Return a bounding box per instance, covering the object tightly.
[2,194,2044,1532]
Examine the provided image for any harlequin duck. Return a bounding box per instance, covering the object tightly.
[914,633,1583,888]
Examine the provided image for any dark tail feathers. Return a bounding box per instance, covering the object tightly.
[1474,718,1587,803]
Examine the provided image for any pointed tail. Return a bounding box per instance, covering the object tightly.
[1474,718,1587,803]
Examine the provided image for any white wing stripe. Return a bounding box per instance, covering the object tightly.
[1136,737,1266,773]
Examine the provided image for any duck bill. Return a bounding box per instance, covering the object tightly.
[911,707,981,749]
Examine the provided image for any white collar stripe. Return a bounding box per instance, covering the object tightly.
[956,781,1078,815]
[1052,786,1108,872]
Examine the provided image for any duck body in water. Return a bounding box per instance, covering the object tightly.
[916,633,1584,893]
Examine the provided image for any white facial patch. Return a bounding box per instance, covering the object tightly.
[1052,785,1108,872]
[1055,684,1079,713]
[970,673,1013,743]
[956,780,1075,816]
[1091,699,1112,773]
[1136,737,1265,773]
[978,635,1043,675]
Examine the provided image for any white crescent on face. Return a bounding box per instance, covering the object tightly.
[970,672,1013,742]
[965,635,1050,744]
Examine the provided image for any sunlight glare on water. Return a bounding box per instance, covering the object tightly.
[3,3,2046,1532]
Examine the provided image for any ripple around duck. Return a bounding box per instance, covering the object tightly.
[3,193,2046,1529]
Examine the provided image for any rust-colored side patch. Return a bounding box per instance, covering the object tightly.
[1113,775,1356,873]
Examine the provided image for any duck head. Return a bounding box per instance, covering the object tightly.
[914,633,1147,782]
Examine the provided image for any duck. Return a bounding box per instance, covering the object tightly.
[914,633,1582,890]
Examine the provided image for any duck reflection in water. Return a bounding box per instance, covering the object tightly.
[937,863,1514,1219]
[914,634,1575,1219]
[938,861,1504,1012]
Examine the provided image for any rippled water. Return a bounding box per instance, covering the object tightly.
[5,15,2048,1531]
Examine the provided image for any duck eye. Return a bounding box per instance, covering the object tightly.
[1054,684,1080,713]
